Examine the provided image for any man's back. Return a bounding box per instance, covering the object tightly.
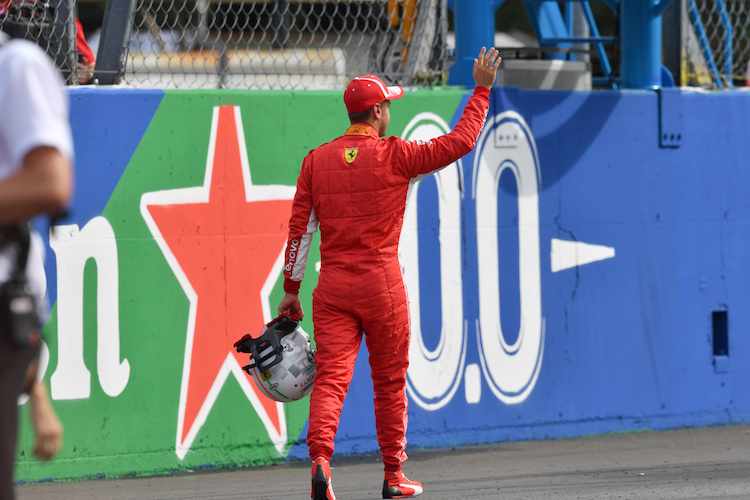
[288,86,490,281]
[308,125,412,273]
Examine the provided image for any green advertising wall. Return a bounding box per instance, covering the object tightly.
[14,88,465,482]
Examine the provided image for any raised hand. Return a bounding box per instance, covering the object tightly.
[473,47,502,89]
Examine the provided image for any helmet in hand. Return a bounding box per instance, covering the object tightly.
[234,314,316,403]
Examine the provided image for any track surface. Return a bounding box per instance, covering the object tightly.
[16,424,750,499]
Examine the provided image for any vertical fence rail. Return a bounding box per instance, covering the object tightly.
[52,0,77,84]
[93,0,138,85]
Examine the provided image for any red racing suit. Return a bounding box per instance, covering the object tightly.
[283,86,491,471]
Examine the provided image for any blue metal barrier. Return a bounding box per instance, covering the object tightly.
[449,0,676,89]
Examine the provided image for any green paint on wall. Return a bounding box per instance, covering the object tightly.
[14,88,469,482]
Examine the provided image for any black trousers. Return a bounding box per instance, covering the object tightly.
[0,333,37,500]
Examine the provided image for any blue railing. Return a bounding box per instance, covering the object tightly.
[448,0,736,90]
[714,0,733,87]
[447,0,622,88]
[686,0,722,88]
[525,0,618,87]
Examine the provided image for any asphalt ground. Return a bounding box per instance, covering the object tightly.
[16,423,750,500]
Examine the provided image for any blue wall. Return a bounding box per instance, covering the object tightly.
[63,86,750,463]
[302,87,750,456]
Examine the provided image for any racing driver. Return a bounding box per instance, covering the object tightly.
[278,46,502,500]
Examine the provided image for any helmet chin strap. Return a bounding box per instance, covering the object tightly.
[233,313,303,373]
[234,313,317,403]
[278,311,301,322]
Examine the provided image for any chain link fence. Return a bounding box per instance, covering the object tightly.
[0,0,79,84]
[683,0,750,88]
[124,0,450,89]
[3,0,749,90]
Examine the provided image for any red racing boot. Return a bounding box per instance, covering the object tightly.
[382,470,423,498]
[311,457,337,500]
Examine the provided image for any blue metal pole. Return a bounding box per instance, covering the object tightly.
[686,0,722,88]
[620,0,663,88]
[447,0,496,87]
[716,0,733,87]
[581,2,613,83]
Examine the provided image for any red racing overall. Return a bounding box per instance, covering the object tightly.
[283,86,491,472]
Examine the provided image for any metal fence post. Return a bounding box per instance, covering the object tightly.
[447,0,496,87]
[52,0,77,85]
[662,0,683,86]
[620,0,673,89]
[92,0,138,85]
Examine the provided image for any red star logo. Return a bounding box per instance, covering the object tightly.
[140,106,296,459]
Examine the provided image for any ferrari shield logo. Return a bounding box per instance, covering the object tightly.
[345,147,358,163]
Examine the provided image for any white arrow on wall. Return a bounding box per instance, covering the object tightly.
[550,238,615,273]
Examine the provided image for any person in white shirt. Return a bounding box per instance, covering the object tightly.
[0,30,72,500]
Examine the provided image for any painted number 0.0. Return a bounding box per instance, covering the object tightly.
[401,113,467,410]
[402,110,544,410]
[472,112,544,405]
